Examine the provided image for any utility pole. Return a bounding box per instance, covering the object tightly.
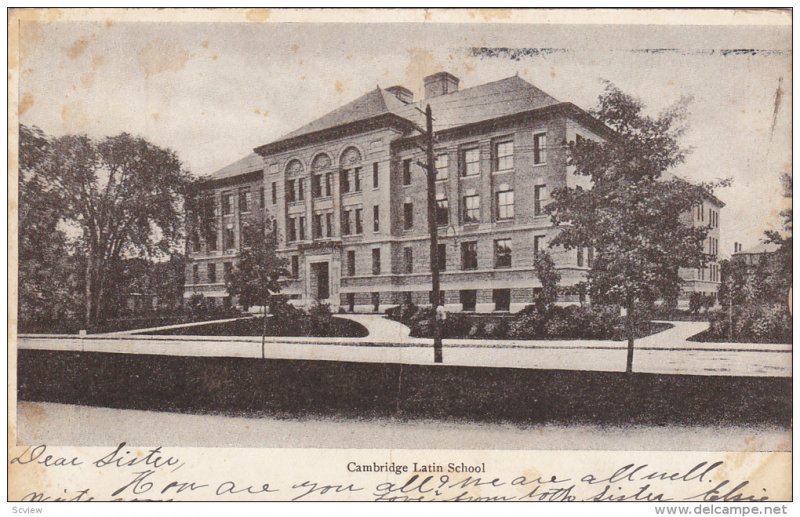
[424,104,443,363]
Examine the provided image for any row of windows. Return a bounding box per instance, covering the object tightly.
[191,262,233,285]
[342,289,520,312]
[338,239,589,277]
[708,236,719,257]
[698,263,720,282]
[694,204,720,228]
[278,162,384,204]
[402,185,548,230]
[400,133,547,187]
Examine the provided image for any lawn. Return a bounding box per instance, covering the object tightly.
[18,350,791,428]
[145,315,368,338]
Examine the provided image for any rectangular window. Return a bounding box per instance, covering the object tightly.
[587,246,594,268]
[259,187,265,208]
[403,202,413,230]
[534,132,547,164]
[354,167,361,192]
[373,205,380,232]
[347,293,355,312]
[496,189,514,220]
[207,229,218,251]
[207,263,217,284]
[355,208,363,234]
[437,243,447,271]
[435,153,449,181]
[312,175,321,198]
[373,162,379,188]
[533,235,543,259]
[462,147,480,176]
[325,213,333,238]
[325,173,332,197]
[493,289,511,311]
[239,189,250,213]
[222,193,233,215]
[372,292,380,312]
[340,169,351,193]
[191,230,200,252]
[372,248,381,275]
[494,140,514,171]
[271,182,277,204]
[577,247,584,267]
[462,193,480,224]
[223,262,232,282]
[347,250,356,276]
[286,179,296,202]
[224,226,235,249]
[460,290,477,311]
[494,238,512,268]
[297,179,304,201]
[462,241,478,270]
[436,194,449,226]
[291,255,299,278]
[342,209,351,235]
[287,218,296,242]
[313,213,323,239]
[240,222,251,248]
[404,247,413,274]
[298,216,306,241]
[534,185,547,216]
[192,264,199,284]
[402,159,412,186]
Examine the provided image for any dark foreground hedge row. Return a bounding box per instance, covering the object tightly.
[17,350,791,428]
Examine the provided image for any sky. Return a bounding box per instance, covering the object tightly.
[16,14,792,257]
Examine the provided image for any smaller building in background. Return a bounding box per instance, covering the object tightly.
[732,241,781,267]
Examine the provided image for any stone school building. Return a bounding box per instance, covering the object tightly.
[185,71,722,312]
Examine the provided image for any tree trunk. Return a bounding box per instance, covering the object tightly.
[84,253,94,329]
[261,297,268,360]
[625,295,635,374]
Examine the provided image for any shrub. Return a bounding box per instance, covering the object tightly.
[706,303,791,343]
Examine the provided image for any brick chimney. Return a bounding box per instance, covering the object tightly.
[386,85,414,104]
[423,72,460,99]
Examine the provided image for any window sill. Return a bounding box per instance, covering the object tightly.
[460,174,480,180]
[533,162,547,167]
[491,169,514,175]
[342,191,363,197]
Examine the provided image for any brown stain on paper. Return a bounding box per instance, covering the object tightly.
[404,48,444,94]
[19,93,34,116]
[138,40,192,79]
[61,101,89,133]
[67,37,92,60]
[245,9,272,22]
[334,80,345,93]
[468,9,513,21]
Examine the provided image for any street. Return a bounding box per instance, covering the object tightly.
[16,401,791,451]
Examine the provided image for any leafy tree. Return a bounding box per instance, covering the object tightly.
[533,251,561,311]
[18,125,83,328]
[547,82,727,373]
[226,214,288,354]
[36,132,191,327]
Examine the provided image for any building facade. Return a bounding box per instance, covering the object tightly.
[185,72,721,312]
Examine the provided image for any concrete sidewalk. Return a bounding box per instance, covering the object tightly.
[17,330,791,377]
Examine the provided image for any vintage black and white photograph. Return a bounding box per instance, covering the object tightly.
[7,7,793,504]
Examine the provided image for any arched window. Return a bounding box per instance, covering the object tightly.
[285,158,304,175]
[311,153,332,171]
[340,146,362,167]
